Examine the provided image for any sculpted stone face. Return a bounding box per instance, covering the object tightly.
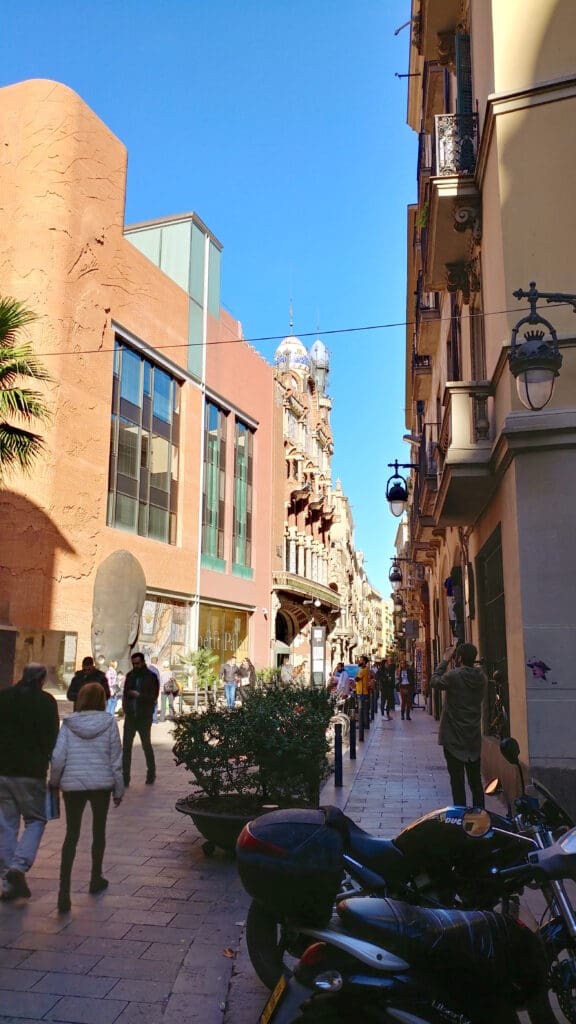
[91,550,146,674]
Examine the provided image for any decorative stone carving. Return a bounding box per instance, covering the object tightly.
[437,31,456,71]
[453,199,482,243]
[446,260,480,304]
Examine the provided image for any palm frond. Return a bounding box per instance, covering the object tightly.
[0,422,46,476]
[0,298,37,345]
[0,344,53,385]
[0,388,51,422]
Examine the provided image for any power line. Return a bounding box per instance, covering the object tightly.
[36,300,554,358]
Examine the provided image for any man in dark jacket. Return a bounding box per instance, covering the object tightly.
[432,643,487,807]
[66,656,109,708]
[121,652,159,787]
[0,663,60,900]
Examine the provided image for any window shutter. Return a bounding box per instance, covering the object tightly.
[455,33,472,115]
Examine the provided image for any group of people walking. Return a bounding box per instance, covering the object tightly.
[330,656,417,721]
[0,650,163,912]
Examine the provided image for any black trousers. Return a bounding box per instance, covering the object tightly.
[60,790,111,891]
[443,748,484,808]
[122,713,155,782]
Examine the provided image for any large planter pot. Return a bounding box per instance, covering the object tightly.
[175,795,273,856]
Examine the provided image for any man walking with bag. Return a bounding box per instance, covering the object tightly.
[432,643,486,807]
[0,663,60,900]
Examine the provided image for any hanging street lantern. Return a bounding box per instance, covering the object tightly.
[386,459,418,517]
[509,282,576,411]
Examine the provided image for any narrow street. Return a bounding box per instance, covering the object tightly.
[0,700,563,1023]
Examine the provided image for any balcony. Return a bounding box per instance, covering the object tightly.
[415,1,461,62]
[412,353,432,401]
[423,113,481,292]
[409,424,439,557]
[435,381,495,526]
[415,272,441,355]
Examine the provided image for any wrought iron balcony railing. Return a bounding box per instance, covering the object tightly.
[434,113,478,177]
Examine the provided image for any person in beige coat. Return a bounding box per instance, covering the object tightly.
[50,683,124,913]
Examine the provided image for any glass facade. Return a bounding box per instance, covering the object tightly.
[138,595,188,668]
[201,402,227,565]
[108,339,179,543]
[232,419,253,572]
[198,603,249,663]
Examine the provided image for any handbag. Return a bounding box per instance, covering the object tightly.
[45,785,60,821]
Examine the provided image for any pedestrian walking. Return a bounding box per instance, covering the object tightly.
[66,656,109,709]
[220,655,239,708]
[279,655,293,686]
[0,663,60,901]
[105,661,120,715]
[50,683,124,913]
[397,660,415,721]
[355,655,370,727]
[149,656,161,723]
[237,657,256,702]
[121,652,160,786]
[431,643,487,808]
[377,659,396,720]
[159,661,179,721]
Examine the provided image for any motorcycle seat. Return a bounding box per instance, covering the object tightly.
[323,807,407,883]
[337,896,533,973]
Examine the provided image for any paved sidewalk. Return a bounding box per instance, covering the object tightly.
[0,700,558,1023]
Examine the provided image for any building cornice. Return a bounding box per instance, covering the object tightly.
[476,74,576,188]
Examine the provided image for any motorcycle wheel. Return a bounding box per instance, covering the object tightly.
[245,902,297,990]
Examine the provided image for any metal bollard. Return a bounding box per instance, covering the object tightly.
[358,699,365,742]
[370,691,375,721]
[349,714,356,759]
[334,723,343,787]
[365,695,371,731]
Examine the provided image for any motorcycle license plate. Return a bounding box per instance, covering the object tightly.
[259,974,287,1024]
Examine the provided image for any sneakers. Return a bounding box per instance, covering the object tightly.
[3,870,31,900]
[145,775,156,785]
[89,876,109,895]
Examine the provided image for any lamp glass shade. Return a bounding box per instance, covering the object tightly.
[515,367,555,411]
[391,579,402,592]
[390,498,406,517]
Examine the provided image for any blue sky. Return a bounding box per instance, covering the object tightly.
[2,0,417,595]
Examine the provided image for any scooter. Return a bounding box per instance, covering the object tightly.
[237,736,575,1018]
[256,824,576,1024]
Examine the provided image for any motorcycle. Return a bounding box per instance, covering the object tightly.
[237,737,576,1021]
[256,824,576,1024]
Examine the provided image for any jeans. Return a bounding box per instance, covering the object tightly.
[106,696,118,716]
[224,682,237,708]
[159,693,175,721]
[0,775,47,877]
[400,688,413,718]
[443,748,484,808]
[60,790,111,892]
[122,714,156,783]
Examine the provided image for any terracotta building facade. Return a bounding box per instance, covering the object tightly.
[0,79,274,683]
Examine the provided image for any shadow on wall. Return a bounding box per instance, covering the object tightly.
[0,491,76,687]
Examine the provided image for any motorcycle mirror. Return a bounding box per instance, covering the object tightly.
[485,778,502,796]
[500,737,520,766]
[462,809,492,837]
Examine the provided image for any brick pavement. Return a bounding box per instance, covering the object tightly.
[0,699,563,1023]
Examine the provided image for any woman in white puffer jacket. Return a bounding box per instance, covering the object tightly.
[50,683,124,913]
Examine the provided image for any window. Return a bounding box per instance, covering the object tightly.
[202,402,227,566]
[107,339,179,543]
[232,420,253,573]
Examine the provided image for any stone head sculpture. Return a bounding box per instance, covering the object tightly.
[91,550,146,674]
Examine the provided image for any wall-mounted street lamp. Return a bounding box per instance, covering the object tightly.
[386,460,418,517]
[389,560,403,592]
[509,282,576,411]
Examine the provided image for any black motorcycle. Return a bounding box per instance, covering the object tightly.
[237,738,576,1021]
[256,825,576,1024]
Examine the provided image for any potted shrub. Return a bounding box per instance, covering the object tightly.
[173,685,333,854]
[178,648,219,710]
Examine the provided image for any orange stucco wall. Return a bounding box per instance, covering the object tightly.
[0,80,202,670]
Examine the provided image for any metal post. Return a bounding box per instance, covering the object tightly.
[370,689,375,721]
[365,695,371,731]
[349,714,356,760]
[334,723,343,788]
[358,698,364,742]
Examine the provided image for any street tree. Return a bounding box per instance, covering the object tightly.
[0,298,52,479]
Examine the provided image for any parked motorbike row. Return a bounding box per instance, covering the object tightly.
[236,738,576,1023]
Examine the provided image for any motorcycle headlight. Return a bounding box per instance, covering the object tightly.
[559,827,576,853]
